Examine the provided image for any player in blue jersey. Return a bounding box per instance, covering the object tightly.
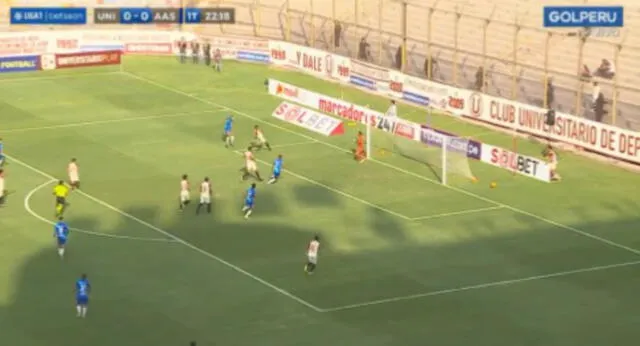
[53,217,70,258]
[75,274,91,318]
[0,137,5,167]
[222,115,235,148]
[267,155,284,184]
[241,183,257,219]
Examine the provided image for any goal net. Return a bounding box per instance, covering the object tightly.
[366,116,475,185]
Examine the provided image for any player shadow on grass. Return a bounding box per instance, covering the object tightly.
[6,195,640,346]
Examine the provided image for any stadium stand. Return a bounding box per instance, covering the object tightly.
[1,0,638,131]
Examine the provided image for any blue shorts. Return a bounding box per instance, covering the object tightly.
[244,200,254,209]
[57,238,67,246]
[272,170,281,178]
[76,295,89,305]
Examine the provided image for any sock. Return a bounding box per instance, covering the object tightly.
[76,305,82,316]
[58,248,64,257]
[81,306,87,317]
[179,199,184,210]
[308,263,316,272]
[206,203,211,213]
[265,142,272,151]
[196,204,202,214]
[255,172,263,181]
[244,209,252,218]
[56,204,63,216]
[229,136,235,146]
[267,177,276,184]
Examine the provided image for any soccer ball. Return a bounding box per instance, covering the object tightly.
[490,182,497,188]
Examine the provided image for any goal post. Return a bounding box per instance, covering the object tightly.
[365,114,475,185]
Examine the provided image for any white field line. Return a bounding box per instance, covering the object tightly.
[411,206,505,221]
[2,109,226,134]
[321,259,640,312]
[9,154,323,312]
[0,71,120,84]
[24,179,177,243]
[233,150,413,221]
[120,71,640,257]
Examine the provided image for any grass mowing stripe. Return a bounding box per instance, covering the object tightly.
[122,70,640,257]
[2,109,226,133]
[321,259,640,312]
[0,71,120,84]
[8,154,324,312]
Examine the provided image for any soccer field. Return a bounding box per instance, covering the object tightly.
[1,56,640,346]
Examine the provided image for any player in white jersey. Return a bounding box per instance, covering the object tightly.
[385,100,398,118]
[179,174,191,211]
[240,147,263,181]
[304,235,320,274]
[544,145,561,181]
[195,177,212,215]
[250,125,272,151]
[0,169,5,206]
[68,158,80,189]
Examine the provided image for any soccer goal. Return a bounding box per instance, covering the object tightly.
[365,115,475,185]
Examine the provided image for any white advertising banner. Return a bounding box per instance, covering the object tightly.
[268,41,336,80]
[272,101,345,136]
[445,89,640,164]
[480,143,551,182]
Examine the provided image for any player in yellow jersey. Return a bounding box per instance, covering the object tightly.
[53,180,70,217]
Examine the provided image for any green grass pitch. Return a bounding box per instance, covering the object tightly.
[1,56,640,346]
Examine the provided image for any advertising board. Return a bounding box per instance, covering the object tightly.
[0,55,40,73]
[55,50,122,69]
[272,101,345,136]
[480,143,551,182]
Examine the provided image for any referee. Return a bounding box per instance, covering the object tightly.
[53,180,69,217]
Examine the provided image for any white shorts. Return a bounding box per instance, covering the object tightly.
[180,190,190,202]
[307,254,318,265]
[69,173,79,183]
[200,194,211,204]
[246,161,257,172]
[549,162,557,170]
[257,136,267,144]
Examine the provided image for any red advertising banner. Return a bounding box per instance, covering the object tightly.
[55,50,122,69]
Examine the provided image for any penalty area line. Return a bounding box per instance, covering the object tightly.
[321,259,640,312]
[121,71,640,257]
[10,154,323,313]
[410,205,505,221]
[24,179,177,243]
[233,150,414,221]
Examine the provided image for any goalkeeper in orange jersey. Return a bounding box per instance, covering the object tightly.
[354,131,366,162]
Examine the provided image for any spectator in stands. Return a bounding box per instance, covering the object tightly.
[474,67,486,91]
[580,64,592,80]
[334,21,342,48]
[395,46,402,70]
[593,92,607,122]
[546,77,555,108]
[591,81,601,105]
[424,56,437,80]
[595,59,615,79]
[358,37,371,61]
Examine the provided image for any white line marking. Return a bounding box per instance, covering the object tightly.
[2,109,225,133]
[0,71,120,84]
[9,154,323,312]
[121,71,640,257]
[270,141,319,149]
[321,260,640,312]
[24,179,177,243]
[411,206,505,221]
[234,150,412,220]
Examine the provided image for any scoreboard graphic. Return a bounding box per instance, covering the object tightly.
[10,7,236,25]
